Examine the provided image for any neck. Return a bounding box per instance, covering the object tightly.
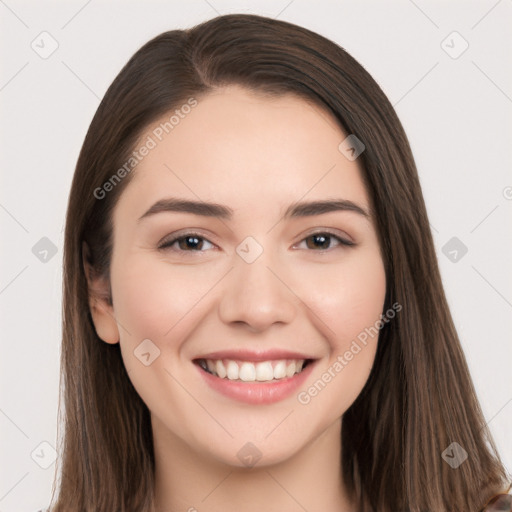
[152,416,355,512]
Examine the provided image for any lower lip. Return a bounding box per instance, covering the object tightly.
[196,361,316,405]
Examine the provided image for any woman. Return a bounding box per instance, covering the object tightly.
[45,13,510,512]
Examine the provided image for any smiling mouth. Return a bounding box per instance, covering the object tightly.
[194,358,314,382]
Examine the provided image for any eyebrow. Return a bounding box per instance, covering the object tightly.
[137,197,371,222]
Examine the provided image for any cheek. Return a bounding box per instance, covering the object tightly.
[295,254,386,420]
[109,256,206,417]
[306,250,387,347]
[323,252,386,407]
[110,255,212,342]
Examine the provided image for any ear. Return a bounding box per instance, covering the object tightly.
[82,241,120,344]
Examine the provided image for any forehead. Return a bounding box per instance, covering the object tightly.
[114,85,370,222]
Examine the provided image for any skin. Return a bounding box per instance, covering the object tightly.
[86,85,387,512]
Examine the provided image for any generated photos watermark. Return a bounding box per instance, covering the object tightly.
[297,301,402,405]
[93,97,198,200]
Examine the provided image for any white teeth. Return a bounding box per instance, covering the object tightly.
[255,362,274,381]
[226,361,239,380]
[273,361,286,379]
[215,360,227,378]
[200,358,309,382]
[286,362,296,377]
[239,362,256,382]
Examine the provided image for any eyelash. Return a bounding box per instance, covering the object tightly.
[157,230,355,254]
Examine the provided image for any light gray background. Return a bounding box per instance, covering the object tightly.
[1,1,511,510]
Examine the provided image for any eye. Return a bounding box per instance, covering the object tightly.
[294,231,355,251]
[158,232,215,253]
[158,230,355,254]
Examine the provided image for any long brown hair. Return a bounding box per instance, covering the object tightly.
[49,13,510,512]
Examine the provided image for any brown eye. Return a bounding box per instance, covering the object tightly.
[298,231,355,251]
[158,233,214,252]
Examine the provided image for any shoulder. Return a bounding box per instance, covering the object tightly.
[481,485,512,512]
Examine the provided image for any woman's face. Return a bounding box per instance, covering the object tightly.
[88,85,386,467]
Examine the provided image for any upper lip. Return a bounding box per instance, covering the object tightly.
[194,349,317,362]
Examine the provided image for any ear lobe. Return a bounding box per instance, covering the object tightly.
[82,241,120,345]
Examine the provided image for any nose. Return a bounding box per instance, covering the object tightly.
[218,250,297,333]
